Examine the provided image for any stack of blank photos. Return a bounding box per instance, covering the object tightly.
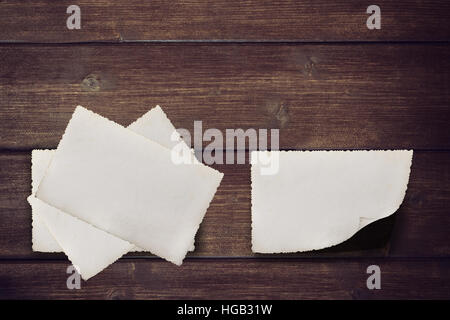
[29,106,223,280]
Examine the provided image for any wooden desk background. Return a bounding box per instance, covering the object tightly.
[0,1,449,299]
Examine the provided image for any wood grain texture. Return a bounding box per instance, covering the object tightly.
[0,1,449,42]
[0,258,449,299]
[0,151,448,259]
[1,44,449,150]
[0,1,449,300]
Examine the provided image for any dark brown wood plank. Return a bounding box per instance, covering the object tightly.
[1,44,449,150]
[0,151,249,258]
[0,151,386,259]
[0,258,448,299]
[1,1,449,42]
[390,152,450,256]
[0,151,448,258]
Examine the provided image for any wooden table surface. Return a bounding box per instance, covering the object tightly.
[0,1,449,299]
